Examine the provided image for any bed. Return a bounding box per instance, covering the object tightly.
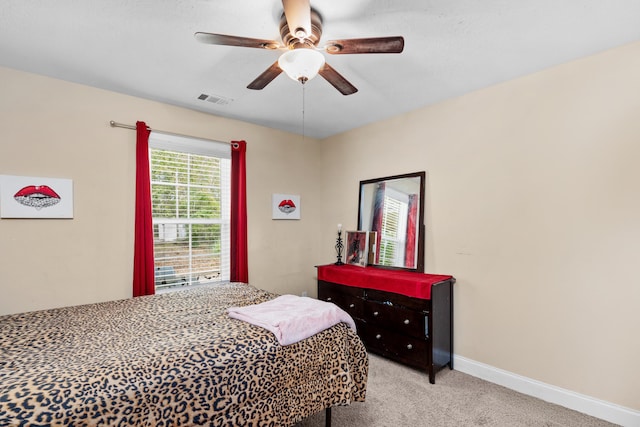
[0,283,368,426]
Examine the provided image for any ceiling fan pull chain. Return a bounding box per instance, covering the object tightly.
[302,84,306,142]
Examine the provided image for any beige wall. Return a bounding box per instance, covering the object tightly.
[0,66,322,315]
[319,41,640,410]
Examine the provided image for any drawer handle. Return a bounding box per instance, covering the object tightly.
[403,319,410,325]
[375,334,382,340]
[373,311,379,316]
[407,344,413,350]
[349,303,355,308]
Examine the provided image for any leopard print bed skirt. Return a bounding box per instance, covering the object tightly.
[0,283,368,426]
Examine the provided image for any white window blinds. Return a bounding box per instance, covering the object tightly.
[149,132,230,290]
[378,193,409,267]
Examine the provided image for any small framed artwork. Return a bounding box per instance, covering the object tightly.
[272,194,300,220]
[345,230,369,267]
[0,175,74,219]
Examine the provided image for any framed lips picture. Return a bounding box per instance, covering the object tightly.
[272,194,300,220]
[0,175,74,219]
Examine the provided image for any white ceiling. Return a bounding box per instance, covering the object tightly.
[1,1,639,139]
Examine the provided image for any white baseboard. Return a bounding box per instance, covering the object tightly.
[453,355,639,427]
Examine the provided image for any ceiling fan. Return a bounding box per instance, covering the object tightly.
[195,0,404,95]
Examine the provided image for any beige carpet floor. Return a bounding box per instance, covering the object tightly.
[295,353,616,427]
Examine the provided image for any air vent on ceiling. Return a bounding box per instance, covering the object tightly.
[197,93,233,106]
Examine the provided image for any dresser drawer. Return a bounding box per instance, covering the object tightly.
[318,281,364,319]
[363,300,425,339]
[363,326,428,369]
[318,280,363,297]
[365,288,430,311]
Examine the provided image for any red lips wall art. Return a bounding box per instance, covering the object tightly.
[272,194,300,220]
[14,185,62,209]
[278,199,296,214]
[0,175,74,218]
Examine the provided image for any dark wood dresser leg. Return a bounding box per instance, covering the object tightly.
[325,407,332,427]
[449,278,454,370]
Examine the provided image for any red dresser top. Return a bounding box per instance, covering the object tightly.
[317,264,453,300]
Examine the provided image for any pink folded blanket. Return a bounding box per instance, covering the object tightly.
[227,294,356,346]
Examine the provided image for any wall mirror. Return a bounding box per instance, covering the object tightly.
[357,171,425,272]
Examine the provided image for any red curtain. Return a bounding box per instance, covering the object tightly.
[231,140,248,283]
[133,121,155,297]
[404,194,418,267]
[370,182,385,263]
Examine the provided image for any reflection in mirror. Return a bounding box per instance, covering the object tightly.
[358,172,425,272]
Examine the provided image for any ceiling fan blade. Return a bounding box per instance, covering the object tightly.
[247,61,283,90]
[318,63,358,96]
[195,32,281,50]
[282,0,312,39]
[324,36,404,54]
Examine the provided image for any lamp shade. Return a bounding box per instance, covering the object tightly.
[278,49,325,83]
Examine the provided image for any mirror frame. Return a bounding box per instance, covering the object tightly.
[357,171,425,273]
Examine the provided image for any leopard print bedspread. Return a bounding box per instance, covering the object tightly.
[0,283,368,426]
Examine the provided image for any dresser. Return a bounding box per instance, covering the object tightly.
[317,264,454,384]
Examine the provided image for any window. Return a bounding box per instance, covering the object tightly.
[148,132,230,291]
[377,189,409,267]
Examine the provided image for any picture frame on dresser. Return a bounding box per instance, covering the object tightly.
[345,231,369,267]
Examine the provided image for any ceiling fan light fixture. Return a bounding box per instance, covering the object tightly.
[278,48,325,83]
